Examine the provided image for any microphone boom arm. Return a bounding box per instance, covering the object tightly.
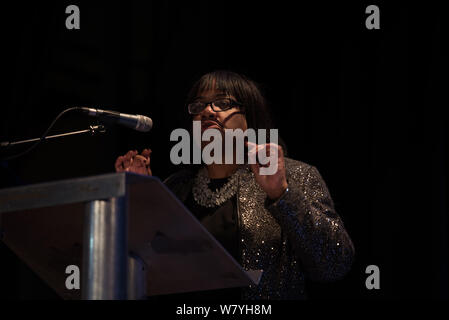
[1,125,106,148]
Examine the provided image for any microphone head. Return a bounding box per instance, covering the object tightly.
[136,115,153,132]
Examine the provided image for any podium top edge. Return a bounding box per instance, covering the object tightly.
[0,172,160,191]
[0,172,161,214]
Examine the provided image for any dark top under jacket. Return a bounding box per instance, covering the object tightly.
[163,158,355,300]
[178,178,242,300]
[185,178,240,263]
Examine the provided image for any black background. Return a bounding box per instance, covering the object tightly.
[0,1,447,300]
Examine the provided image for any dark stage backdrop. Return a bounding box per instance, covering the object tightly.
[0,1,447,300]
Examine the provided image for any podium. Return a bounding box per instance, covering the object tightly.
[0,173,261,300]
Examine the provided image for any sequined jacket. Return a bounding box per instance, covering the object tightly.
[163,158,355,300]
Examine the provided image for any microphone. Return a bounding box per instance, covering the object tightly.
[78,107,153,132]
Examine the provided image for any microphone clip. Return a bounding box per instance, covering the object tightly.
[89,124,106,136]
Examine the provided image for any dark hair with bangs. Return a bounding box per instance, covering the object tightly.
[186,70,287,155]
[186,70,275,133]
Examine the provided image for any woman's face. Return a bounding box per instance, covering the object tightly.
[191,89,248,133]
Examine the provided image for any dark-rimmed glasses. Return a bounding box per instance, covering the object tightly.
[187,98,242,115]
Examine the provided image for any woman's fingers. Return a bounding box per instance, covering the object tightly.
[115,149,151,175]
[141,148,152,157]
[123,150,136,168]
[123,156,131,168]
[245,142,282,169]
[133,155,147,168]
[115,156,125,172]
[141,149,152,165]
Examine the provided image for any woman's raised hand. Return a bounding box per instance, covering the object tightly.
[115,148,152,176]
